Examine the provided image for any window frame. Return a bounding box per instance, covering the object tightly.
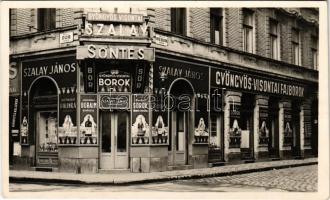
[269,19,280,60]
[242,9,254,53]
[311,35,318,70]
[291,28,301,65]
[37,8,56,31]
[210,8,224,45]
[171,8,187,36]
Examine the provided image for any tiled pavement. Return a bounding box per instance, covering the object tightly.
[176,165,317,192]
[9,158,317,185]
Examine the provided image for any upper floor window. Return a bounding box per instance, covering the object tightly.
[243,9,254,53]
[37,8,56,31]
[311,35,318,70]
[171,8,186,36]
[210,8,223,45]
[291,28,301,65]
[269,19,280,60]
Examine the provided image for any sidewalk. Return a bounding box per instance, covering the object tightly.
[9,158,317,185]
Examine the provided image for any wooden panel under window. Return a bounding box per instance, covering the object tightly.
[37,8,56,31]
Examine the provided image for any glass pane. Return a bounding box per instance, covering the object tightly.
[178,131,185,151]
[38,112,57,152]
[101,112,111,152]
[117,112,127,152]
[270,21,277,35]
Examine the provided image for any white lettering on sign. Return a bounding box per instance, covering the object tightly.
[85,22,148,37]
[87,13,144,23]
[60,32,74,44]
[77,45,154,61]
[23,63,76,77]
[9,62,18,79]
[158,65,204,80]
[214,70,305,97]
[98,78,130,87]
[153,34,168,46]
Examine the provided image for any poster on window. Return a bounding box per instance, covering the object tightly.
[229,104,241,135]
[284,110,293,137]
[20,107,29,145]
[229,104,241,148]
[9,96,20,139]
[152,111,168,144]
[58,94,77,145]
[194,94,209,143]
[259,107,269,137]
[131,94,150,144]
[80,94,98,145]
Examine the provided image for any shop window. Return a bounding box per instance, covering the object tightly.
[171,8,187,36]
[291,28,301,65]
[210,8,223,45]
[243,9,254,53]
[269,19,280,60]
[37,8,56,31]
[311,35,318,70]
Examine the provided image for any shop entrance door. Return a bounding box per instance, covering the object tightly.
[100,111,129,169]
[269,98,280,158]
[170,110,189,165]
[36,111,58,167]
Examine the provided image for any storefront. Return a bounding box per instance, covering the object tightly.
[11,11,318,174]
[210,65,317,162]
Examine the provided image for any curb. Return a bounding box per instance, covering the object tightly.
[9,161,318,186]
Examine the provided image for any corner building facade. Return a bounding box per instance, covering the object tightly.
[9,7,318,173]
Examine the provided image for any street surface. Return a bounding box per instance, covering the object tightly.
[9,165,317,192]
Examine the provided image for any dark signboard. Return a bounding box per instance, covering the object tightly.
[9,61,21,95]
[80,95,98,145]
[98,70,131,93]
[211,68,305,98]
[9,96,20,139]
[84,61,96,93]
[131,94,150,144]
[154,57,209,94]
[58,94,77,144]
[20,107,29,145]
[22,56,77,91]
[99,94,130,110]
[133,63,147,93]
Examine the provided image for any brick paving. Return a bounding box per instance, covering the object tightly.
[176,165,317,192]
[9,158,317,185]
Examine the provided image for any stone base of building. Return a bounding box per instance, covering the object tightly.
[255,151,269,160]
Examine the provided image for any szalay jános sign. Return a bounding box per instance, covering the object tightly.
[211,68,305,98]
[77,45,155,61]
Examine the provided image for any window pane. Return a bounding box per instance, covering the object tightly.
[243,10,253,26]
[292,29,299,43]
[117,112,127,152]
[210,8,223,45]
[171,8,186,35]
[37,8,56,31]
[101,112,111,153]
[38,112,57,152]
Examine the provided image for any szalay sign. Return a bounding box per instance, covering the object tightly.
[84,12,147,37]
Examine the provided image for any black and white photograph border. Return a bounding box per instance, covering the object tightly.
[1,1,329,199]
